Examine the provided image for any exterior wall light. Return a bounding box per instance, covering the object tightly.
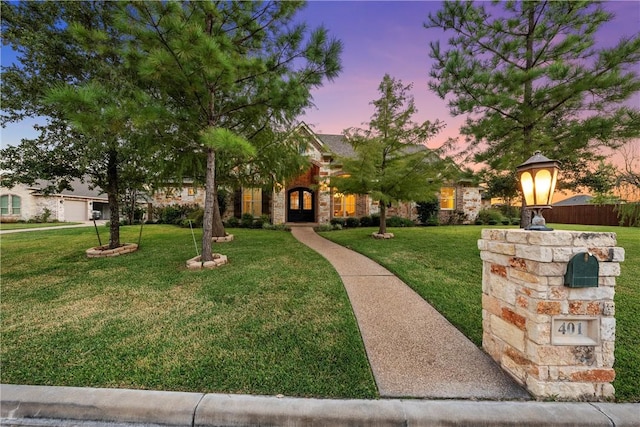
[516,151,560,231]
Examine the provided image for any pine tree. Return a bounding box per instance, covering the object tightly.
[1,1,155,248]
[118,1,342,261]
[426,1,640,194]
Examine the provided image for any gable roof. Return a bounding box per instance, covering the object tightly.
[553,194,593,206]
[316,133,355,157]
[30,178,107,199]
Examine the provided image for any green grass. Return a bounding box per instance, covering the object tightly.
[1,222,80,230]
[0,225,376,398]
[319,224,640,403]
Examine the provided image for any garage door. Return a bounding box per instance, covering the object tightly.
[65,200,87,221]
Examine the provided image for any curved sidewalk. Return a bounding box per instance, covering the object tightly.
[291,226,529,399]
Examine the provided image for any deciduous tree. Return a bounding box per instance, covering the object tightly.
[332,74,452,235]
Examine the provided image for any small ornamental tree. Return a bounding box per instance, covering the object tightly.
[332,74,454,236]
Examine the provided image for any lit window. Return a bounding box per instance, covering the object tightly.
[440,187,455,210]
[187,187,195,196]
[1,194,21,215]
[243,188,262,217]
[333,192,356,217]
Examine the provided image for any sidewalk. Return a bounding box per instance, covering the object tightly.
[0,220,106,234]
[291,226,529,399]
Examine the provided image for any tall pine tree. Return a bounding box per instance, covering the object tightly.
[426,1,640,208]
[118,1,342,261]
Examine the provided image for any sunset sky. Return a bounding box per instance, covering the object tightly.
[296,1,640,154]
[2,1,639,170]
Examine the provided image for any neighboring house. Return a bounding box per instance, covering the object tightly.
[152,123,483,224]
[553,194,593,206]
[0,178,110,222]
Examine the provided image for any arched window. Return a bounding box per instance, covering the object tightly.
[0,194,21,215]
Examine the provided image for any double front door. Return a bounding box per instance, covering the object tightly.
[287,187,315,222]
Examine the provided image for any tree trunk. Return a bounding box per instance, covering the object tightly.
[211,183,226,237]
[378,200,387,234]
[106,149,120,249]
[201,147,216,262]
[520,3,536,230]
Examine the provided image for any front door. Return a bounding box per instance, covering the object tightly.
[287,187,315,222]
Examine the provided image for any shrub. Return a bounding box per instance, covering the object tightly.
[155,204,200,225]
[477,208,504,224]
[416,199,439,225]
[359,216,372,227]
[314,223,334,232]
[225,217,240,228]
[330,218,346,227]
[253,216,265,229]
[488,219,499,225]
[345,217,360,228]
[386,216,415,227]
[474,219,484,225]
[187,208,204,228]
[370,214,380,227]
[616,202,640,227]
[425,218,439,226]
[240,213,254,228]
[445,210,467,225]
[501,219,511,225]
[511,218,520,226]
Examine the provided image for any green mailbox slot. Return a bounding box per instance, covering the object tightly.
[564,252,599,288]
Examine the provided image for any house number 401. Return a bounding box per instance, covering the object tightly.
[557,322,583,335]
[551,317,599,346]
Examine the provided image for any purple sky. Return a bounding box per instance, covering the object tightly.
[2,1,639,165]
[297,1,640,156]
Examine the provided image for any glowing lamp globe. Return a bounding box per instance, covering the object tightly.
[516,151,560,231]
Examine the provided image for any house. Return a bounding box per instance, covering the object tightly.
[153,123,483,224]
[553,194,593,206]
[0,178,110,222]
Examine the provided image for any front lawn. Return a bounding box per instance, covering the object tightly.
[0,225,376,398]
[319,224,639,402]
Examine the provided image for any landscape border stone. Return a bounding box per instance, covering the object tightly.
[85,243,138,258]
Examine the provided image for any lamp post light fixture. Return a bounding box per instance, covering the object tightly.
[516,151,560,231]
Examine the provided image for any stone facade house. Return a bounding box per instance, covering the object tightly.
[152,123,483,225]
[0,179,110,222]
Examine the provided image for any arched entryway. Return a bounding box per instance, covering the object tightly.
[287,187,315,222]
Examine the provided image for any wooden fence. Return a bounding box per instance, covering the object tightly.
[545,204,626,226]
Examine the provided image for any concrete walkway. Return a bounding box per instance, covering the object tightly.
[291,226,530,399]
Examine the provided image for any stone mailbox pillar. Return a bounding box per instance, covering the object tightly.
[478,229,624,400]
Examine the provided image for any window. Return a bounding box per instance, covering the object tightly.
[243,188,262,217]
[439,187,455,210]
[187,187,196,196]
[1,194,21,215]
[333,192,356,217]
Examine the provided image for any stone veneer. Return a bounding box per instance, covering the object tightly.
[478,229,624,401]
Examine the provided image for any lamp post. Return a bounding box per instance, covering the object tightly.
[516,151,560,231]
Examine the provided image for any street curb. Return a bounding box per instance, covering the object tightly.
[2,385,639,426]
